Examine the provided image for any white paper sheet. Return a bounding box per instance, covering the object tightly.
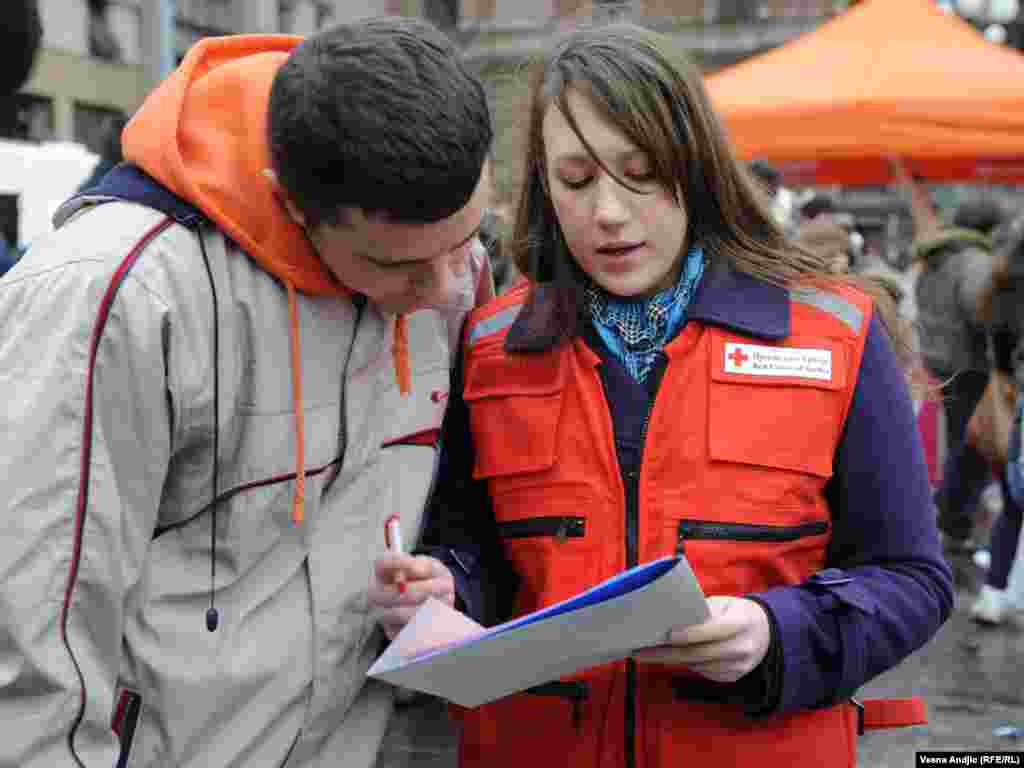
[368,556,708,707]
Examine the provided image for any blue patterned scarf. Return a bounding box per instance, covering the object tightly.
[585,246,705,383]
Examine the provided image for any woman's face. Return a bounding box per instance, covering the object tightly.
[542,89,688,298]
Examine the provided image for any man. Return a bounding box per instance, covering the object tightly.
[748,158,797,236]
[913,199,1005,553]
[969,212,1024,624]
[0,17,493,767]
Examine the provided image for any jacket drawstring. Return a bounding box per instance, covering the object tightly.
[286,291,410,529]
[394,313,411,396]
[287,282,306,525]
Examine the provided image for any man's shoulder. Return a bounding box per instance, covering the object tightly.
[12,200,216,306]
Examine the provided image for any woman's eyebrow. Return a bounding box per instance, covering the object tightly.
[553,148,646,164]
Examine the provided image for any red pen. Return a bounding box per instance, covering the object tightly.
[384,514,406,594]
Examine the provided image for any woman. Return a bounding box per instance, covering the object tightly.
[970,217,1024,624]
[998,388,1024,622]
[408,22,952,768]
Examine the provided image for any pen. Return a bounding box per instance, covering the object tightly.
[384,514,406,594]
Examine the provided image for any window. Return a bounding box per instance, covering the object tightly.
[0,93,54,142]
[88,0,123,62]
[74,102,126,156]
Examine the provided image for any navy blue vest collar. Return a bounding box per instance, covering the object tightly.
[505,256,791,353]
[685,256,790,341]
[57,163,207,230]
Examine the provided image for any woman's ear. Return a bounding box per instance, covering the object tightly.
[263,168,306,227]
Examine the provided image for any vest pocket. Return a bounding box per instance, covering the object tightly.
[495,507,598,612]
[673,517,830,596]
[524,680,590,732]
[674,519,829,553]
[460,677,600,765]
[464,349,566,480]
[496,515,585,542]
[707,334,848,479]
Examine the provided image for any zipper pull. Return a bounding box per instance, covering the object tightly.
[557,519,569,544]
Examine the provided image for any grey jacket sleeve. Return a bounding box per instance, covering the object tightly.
[0,247,171,766]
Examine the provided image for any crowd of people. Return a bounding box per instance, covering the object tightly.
[761,154,1024,628]
[0,7,1018,768]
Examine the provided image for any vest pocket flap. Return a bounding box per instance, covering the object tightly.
[710,335,847,391]
[464,347,566,400]
[707,385,841,478]
[464,351,565,479]
[708,379,846,480]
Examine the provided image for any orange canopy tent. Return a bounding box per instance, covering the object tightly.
[706,0,1024,186]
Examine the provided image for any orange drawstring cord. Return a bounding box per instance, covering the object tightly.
[393,314,411,396]
[286,282,305,524]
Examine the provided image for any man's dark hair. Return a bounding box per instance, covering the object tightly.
[953,199,1004,236]
[268,16,492,229]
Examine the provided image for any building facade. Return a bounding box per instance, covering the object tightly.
[13,0,841,147]
[13,0,405,146]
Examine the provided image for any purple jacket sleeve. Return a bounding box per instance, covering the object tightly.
[417,340,519,628]
[751,312,954,714]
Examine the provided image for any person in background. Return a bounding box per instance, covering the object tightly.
[0,0,43,275]
[795,214,854,274]
[1003,392,1024,620]
[478,206,518,293]
[912,198,1005,554]
[749,157,797,235]
[798,193,835,221]
[970,212,1024,624]
[407,22,952,768]
[0,18,494,767]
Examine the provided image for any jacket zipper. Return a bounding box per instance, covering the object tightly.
[495,516,585,541]
[323,296,365,494]
[524,680,590,732]
[675,519,829,555]
[623,394,655,768]
[283,300,365,768]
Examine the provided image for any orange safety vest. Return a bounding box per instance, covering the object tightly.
[456,281,925,768]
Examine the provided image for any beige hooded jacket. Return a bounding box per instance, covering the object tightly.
[0,34,492,767]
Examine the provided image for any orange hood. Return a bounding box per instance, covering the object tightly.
[123,34,344,296]
[123,35,414,524]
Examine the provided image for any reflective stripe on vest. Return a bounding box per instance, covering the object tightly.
[789,286,864,334]
[466,304,524,346]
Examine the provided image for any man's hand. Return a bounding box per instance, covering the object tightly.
[369,554,455,640]
[631,596,771,683]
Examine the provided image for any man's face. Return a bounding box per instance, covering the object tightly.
[300,163,491,315]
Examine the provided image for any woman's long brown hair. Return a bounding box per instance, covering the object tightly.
[503,22,910,376]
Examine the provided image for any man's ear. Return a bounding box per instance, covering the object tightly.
[263,168,306,227]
